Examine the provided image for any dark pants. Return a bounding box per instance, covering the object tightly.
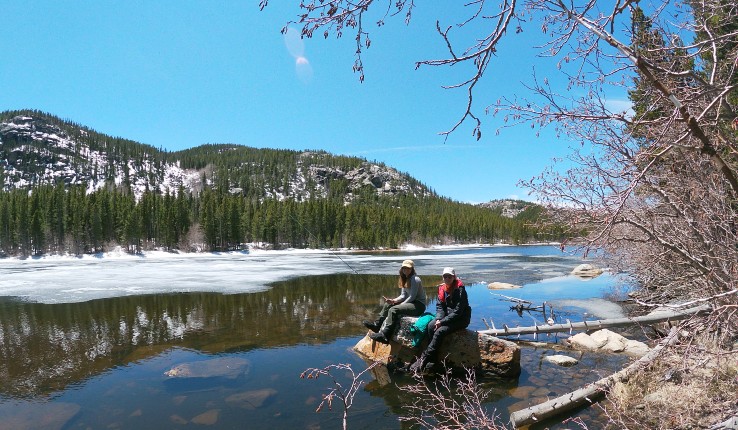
[378,301,425,332]
[422,319,467,363]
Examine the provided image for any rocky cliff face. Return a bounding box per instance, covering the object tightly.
[305,158,419,200]
[478,199,534,218]
[1,114,90,188]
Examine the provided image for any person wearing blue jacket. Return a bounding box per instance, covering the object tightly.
[410,267,471,374]
[363,259,426,344]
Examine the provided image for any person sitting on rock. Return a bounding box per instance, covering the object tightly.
[362,259,426,344]
[410,267,471,374]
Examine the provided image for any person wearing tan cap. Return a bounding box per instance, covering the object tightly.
[363,259,426,344]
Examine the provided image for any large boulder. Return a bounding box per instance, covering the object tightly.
[571,263,604,278]
[353,316,521,378]
[564,329,650,357]
[487,282,522,290]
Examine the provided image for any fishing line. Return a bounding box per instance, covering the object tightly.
[288,213,376,289]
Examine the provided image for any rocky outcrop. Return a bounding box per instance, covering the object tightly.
[478,199,534,218]
[353,316,521,378]
[344,163,417,197]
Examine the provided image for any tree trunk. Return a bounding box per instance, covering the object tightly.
[479,305,709,337]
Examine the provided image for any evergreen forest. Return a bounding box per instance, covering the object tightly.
[0,183,557,257]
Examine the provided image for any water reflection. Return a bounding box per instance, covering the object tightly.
[0,274,392,398]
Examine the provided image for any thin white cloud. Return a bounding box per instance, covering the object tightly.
[604,98,634,117]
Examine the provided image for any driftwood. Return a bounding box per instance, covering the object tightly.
[479,304,709,337]
[492,294,545,314]
[709,415,738,430]
[509,327,682,428]
[493,293,532,304]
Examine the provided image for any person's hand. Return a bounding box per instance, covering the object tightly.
[434,320,441,330]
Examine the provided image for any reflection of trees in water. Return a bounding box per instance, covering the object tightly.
[0,274,394,397]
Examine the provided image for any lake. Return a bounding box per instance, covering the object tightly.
[0,245,636,429]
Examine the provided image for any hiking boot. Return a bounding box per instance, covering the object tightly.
[362,319,382,333]
[368,331,390,344]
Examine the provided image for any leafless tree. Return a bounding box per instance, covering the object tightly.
[262,0,738,343]
[399,367,509,429]
[300,361,381,430]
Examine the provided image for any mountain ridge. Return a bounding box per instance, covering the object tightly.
[0,109,434,203]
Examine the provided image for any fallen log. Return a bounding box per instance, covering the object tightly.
[479,304,709,337]
[709,415,738,430]
[509,327,681,428]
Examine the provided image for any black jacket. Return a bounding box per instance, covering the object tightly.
[435,281,471,328]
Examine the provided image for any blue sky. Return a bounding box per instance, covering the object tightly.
[0,1,629,203]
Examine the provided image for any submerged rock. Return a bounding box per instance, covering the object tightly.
[225,389,277,409]
[164,357,250,379]
[0,402,80,430]
[353,316,521,378]
[191,409,220,425]
[170,414,188,425]
[554,298,626,319]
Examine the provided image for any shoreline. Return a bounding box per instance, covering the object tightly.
[0,242,562,263]
[0,243,575,305]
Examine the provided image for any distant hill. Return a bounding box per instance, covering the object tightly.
[0,109,432,202]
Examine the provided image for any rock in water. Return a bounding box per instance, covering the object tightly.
[544,354,579,367]
[191,409,220,425]
[571,263,604,278]
[354,316,521,378]
[0,402,80,430]
[165,357,250,379]
[487,282,523,290]
[225,389,278,409]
